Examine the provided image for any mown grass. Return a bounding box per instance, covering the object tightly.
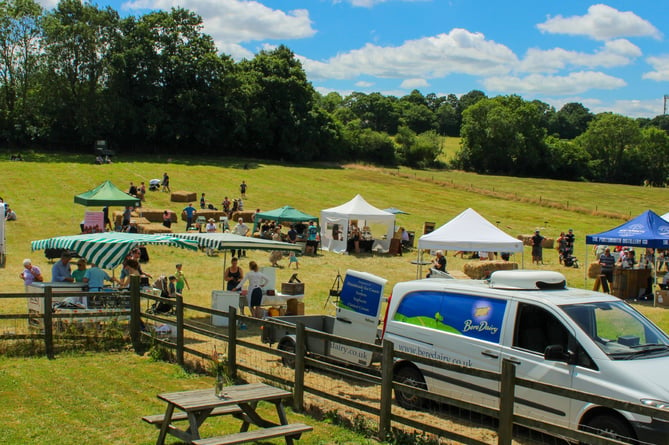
[0,352,378,445]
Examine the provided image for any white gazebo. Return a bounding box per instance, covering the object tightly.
[320,195,395,254]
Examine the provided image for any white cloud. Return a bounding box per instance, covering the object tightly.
[122,0,315,43]
[537,4,661,41]
[300,28,517,80]
[355,81,375,87]
[484,71,626,95]
[35,0,58,9]
[400,78,429,89]
[520,39,642,73]
[643,55,669,81]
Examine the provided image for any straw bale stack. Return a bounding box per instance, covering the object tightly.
[463,260,518,279]
[140,208,176,223]
[171,191,196,202]
[231,211,256,223]
[138,223,173,234]
[112,210,140,227]
[517,234,554,249]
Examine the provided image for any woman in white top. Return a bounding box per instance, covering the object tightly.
[234,261,269,316]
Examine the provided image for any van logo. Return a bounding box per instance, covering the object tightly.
[474,306,490,317]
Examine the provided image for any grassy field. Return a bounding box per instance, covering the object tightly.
[0,352,378,445]
[0,151,667,330]
[1,151,669,443]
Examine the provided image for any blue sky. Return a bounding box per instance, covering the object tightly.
[38,0,669,118]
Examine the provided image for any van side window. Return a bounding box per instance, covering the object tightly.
[513,303,597,370]
[514,303,569,354]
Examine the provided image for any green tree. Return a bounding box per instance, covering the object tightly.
[0,0,43,146]
[575,113,641,183]
[456,95,547,175]
[341,92,400,134]
[39,0,120,147]
[548,102,593,139]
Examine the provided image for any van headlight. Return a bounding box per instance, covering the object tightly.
[640,399,669,410]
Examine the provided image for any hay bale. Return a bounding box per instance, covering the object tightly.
[112,209,140,227]
[588,262,602,279]
[138,223,172,234]
[231,211,255,223]
[179,209,228,222]
[518,234,553,249]
[171,191,196,202]
[463,260,518,279]
[140,208,177,223]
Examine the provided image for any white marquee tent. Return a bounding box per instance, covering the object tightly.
[418,208,524,265]
[320,194,395,254]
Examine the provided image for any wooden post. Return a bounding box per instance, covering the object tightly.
[227,306,237,380]
[176,295,184,366]
[44,287,54,360]
[378,340,394,441]
[129,275,141,351]
[498,359,517,445]
[293,322,306,412]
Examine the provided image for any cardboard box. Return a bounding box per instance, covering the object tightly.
[656,290,669,307]
[286,299,305,315]
[281,282,305,295]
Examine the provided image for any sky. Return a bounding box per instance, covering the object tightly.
[37,0,669,118]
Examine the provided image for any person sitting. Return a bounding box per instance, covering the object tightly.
[5,206,16,221]
[432,250,447,272]
[72,258,88,283]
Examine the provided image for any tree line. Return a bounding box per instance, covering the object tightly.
[2,0,669,184]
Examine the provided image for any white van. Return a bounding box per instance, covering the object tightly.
[383,270,669,444]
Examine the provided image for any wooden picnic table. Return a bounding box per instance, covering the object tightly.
[144,382,311,445]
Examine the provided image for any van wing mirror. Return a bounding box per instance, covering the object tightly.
[544,344,571,362]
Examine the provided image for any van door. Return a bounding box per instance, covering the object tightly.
[505,302,574,427]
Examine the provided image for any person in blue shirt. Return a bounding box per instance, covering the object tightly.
[306,221,319,255]
[182,203,197,230]
[83,262,120,291]
[52,252,74,282]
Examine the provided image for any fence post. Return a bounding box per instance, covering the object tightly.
[498,359,517,445]
[129,275,141,351]
[227,306,237,380]
[44,288,54,360]
[378,340,394,441]
[176,295,184,366]
[293,322,306,412]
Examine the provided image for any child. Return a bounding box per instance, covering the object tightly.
[288,252,299,269]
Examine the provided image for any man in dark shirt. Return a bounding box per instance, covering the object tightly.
[599,247,615,287]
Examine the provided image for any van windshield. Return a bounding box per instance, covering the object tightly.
[561,301,669,359]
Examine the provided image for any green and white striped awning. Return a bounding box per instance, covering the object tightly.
[170,232,302,252]
[31,232,199,269]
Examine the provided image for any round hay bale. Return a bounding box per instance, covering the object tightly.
[588,262,602,279]
[463,260,518,279]
[171,191,197,202]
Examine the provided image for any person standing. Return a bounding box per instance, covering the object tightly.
[20,259,43,291]
[232,217,249,257]
[599,247,615,288]
[122,206,133,230]
[182,202,196,230]
[234,261,268,317]
[72,258,88,282]
[175,263,190,295]
[161,172,171,192]
[162,210,172,228]
[531,230,545,265]
[240,180,247,199]
[306,221,319,255]
[52,252,74,282]
[200,193,206,209]
[84,262,120,291]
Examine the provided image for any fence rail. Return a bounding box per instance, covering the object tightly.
[2,277,668,445]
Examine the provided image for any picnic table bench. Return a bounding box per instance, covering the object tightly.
[144,382,311,445]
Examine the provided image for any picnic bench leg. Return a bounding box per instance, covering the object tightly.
[156,403,175,445]
[185,408,214,440]
[273,401,295,445]
[238,402,275,430]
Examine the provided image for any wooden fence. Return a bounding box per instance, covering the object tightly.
[2,278,669,445]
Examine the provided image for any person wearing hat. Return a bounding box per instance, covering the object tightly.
[174,263,190,295]
[52,252,74,282]
[531,230,545,265]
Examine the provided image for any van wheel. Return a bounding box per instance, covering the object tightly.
[278,339,296,369]
[581,414,635,444]
[394,365,427,410]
